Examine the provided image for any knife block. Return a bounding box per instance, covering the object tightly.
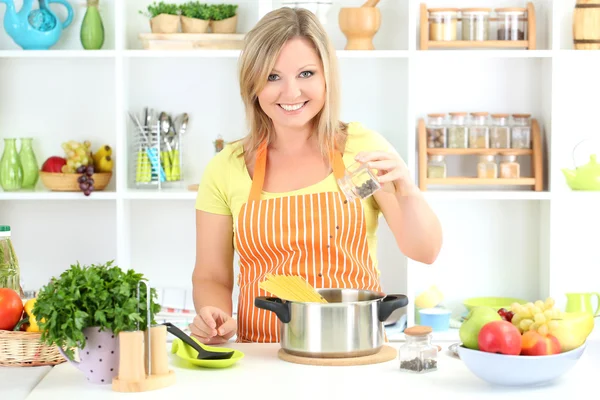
[112,325,176,392]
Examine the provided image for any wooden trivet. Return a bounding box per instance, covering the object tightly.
[277,345,397,366]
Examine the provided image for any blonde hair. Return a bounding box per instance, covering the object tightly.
[237,7,347,163]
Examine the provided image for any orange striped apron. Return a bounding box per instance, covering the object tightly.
[235,141,382,343]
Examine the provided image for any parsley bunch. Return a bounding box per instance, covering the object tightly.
[33,261,161,360]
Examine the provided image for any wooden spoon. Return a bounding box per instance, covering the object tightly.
[362,0,380,7]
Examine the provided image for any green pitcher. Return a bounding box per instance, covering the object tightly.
[565,292,600,316]
[18,138,39,189]
[0,138,23,191]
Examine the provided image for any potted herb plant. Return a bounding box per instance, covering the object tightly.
[180,1,211,33]
[209,4,239,33]
[140,1,181,34]
[33,261,161,385]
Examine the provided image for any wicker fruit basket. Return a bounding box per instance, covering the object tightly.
[0,330,66,367]
[39,171,112,191]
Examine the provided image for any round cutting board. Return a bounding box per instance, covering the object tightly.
[277,345,397,366]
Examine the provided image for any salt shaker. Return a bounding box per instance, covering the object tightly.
[337,161,381,201]
[399,326,438,373]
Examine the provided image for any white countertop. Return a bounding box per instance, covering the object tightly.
[13,337,599,400]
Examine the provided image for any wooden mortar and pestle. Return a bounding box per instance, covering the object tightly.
[339,0,382,50]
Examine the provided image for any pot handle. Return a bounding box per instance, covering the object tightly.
[254,297,291,323]
[378,294,409,322]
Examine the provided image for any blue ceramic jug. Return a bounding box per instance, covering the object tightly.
[0,0,73,50]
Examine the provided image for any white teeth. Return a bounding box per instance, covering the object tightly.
[279,102,305,111]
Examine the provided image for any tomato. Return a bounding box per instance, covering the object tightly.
[0,288,24,330]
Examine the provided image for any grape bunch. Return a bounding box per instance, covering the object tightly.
[509,298,561,337]
[76,165,95,196]
[497,308,514,322]
[61,140,92,173]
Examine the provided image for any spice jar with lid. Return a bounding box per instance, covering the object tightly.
[461,8,491,41]
[489,114,511,148]
[477,155,497,178]
[447,112,469,148]
[428,8,459,41]
[469,112,489,149]
[500,155,520,178]
[511,114,531,149]
[426,113,447,148]
[496,8,527,41]
[0,226,21,292]
[427,155,446,179]
[399,326,438,374]
[337,161,381,201]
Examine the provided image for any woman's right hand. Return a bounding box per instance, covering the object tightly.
[189,306,237,345]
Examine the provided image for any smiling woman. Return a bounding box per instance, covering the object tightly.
[190,7,443,345]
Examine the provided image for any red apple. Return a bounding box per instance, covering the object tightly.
[521,330,561,356]
[478,320,522,355]
[41,156,66,173]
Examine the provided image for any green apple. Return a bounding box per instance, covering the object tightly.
[459,306,502,350]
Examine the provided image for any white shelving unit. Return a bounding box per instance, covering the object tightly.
[1,0,599,341]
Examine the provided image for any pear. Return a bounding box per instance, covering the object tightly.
[459,306,502,350]
[549,311,595,352]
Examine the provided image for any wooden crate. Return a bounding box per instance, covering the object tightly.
[139,33,245,50]
[419,2,537,50]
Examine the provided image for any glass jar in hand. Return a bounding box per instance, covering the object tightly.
[337,161,381,201]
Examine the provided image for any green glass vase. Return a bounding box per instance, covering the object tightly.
[81,0,105,50]
[0,138,23,191]
[19,138,39,190]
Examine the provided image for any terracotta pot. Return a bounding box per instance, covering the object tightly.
[181,16,209,33]
[150,14,180,34]
[210,14,237,33]
[338,7,381,50]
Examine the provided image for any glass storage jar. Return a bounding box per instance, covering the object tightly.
[399,326,438,373]
[500,155,520,178]
[447,112,469,148]
[496,8,527,41]
[428,8,459,41]
[461,8,491,41]
[477,155,497,178]
[511,114,532,149]
[426,113,447,148]
[469,112,489,148]
[337,161,381,201]
[0,226,20,292]
[427,155,447,179]
[489,114,511,148]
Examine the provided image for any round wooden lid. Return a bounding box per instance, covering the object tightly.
[470,111,489,116]
[495,7,527,13]
[404,325,432,336]
[428,8,459,13]
[427,113,446,117]
[491,113,509,118]
[461,8,492,13]
[449,112,468,116]
[512,113,531,118]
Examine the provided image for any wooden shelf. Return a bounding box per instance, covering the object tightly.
[427,178,536,185]
[427,148,533,156]
[420,2,537,51]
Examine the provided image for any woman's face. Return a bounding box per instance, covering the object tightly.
[257,37,326,132]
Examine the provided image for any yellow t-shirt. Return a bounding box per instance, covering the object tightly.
[194,122,394,271]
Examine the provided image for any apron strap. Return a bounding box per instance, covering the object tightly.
[248,140,347,202]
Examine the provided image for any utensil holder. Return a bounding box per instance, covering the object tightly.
[112,281,176,393]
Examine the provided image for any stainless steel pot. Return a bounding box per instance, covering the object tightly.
[254,288,409,358]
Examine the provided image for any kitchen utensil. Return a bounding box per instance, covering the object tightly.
[255,288,408,358]
[565,292,600,316]
[170,337,244,369]
[462,296,527,311]
[338,6,381,50]
[458,342,586,387]
[162,322,235,360]
[562,138,600,190]
[362,0,380,7]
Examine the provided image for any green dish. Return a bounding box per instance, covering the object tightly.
[463,297,528,311]
[171,337,244,368]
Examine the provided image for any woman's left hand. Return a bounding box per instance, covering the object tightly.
[355,151,416,196]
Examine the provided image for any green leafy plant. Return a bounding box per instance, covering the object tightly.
[180,1,211,20]
[33,260,161,360]
[209,4,238,21]
[139,1,180,18]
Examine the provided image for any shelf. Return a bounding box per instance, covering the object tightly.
[0,50,116,58]
[427,177,536,186]
[428,40,529,49]
[423,190,551,200]
[415,50,552,58]
[123,189,196,200]
[123,49,409,59]
[0,190,117,200]
[427,149,533,156]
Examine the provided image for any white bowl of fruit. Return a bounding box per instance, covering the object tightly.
[457,297,595,387]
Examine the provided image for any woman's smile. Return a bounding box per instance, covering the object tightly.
[278,101,309,114]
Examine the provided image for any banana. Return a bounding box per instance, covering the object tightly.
[93,145,112,166]
[96,155,114,173]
